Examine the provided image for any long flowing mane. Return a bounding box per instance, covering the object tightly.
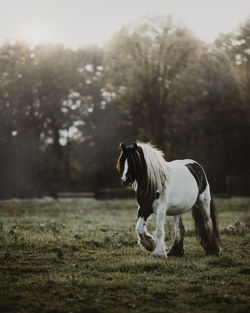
[137,142,169,194]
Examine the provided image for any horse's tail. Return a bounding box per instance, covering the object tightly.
[192,197,220,255]
[210,197,221,244]
[192,200,208,250]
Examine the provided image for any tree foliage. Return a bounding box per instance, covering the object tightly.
[0,16,249,198]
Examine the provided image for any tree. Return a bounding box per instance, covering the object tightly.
[214,18,250,190]
[104,15,201,152]
[0,42,43,197]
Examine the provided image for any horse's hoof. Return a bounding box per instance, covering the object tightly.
[205,246,221,256]
[150,251,167,258]
[167,248,184,257]
[205,250,220,257]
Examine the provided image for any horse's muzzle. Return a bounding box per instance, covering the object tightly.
[121,180,132,187]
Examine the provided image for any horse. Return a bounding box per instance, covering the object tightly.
[116,141,221,257]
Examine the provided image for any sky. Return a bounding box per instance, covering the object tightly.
[0,0,250,49]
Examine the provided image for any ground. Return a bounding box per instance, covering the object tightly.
[0,197,249,313]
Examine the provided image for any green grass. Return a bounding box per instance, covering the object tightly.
[0,197,249,313]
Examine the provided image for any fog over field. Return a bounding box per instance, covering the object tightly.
[0,0,250,47]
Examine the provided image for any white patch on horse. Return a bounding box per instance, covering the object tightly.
[199,184,213,231]
[152,197,167,257]
[199,184,211,218]
[121,159,128,182]
[132,180,138,191]
[173,215,181,242]
[135,216,145,235]
[166,159,199,215]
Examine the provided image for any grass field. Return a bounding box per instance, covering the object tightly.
[0,197,249,313]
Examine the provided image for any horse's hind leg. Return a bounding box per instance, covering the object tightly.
[194,187,220,256]
[167,215,185,257]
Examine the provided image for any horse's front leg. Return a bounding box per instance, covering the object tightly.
[135,216,156,252]
[151,200,167,257]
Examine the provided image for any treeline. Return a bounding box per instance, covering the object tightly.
[0,16,249,198]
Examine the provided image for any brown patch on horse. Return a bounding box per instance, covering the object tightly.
[138,233,156,252]
[116,143,126,173]
[116,150,123,173]
[192,199,220,256]
[210,198,221,245]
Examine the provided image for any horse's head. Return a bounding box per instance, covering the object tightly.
[116,142,145,187]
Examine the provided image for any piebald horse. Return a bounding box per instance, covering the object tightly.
[116,142,220,257]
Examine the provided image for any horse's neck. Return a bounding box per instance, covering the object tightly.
[136,179,156,220]
[136,179,155,202]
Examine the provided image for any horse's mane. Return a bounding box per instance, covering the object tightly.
[137,141,169,194]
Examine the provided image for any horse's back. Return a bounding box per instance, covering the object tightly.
[166,159,205,215]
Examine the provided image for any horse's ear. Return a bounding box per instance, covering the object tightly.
[133,142,138,150]
[119,143,126,151]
